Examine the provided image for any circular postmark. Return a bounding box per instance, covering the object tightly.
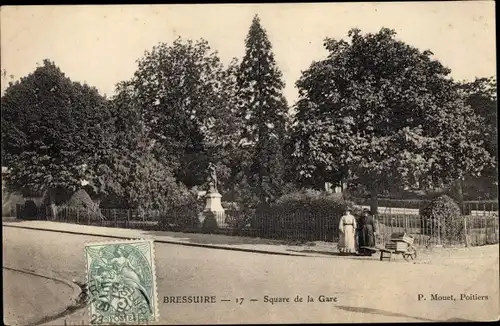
[86,243,154,324]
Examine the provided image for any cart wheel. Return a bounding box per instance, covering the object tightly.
[404,246,417,262]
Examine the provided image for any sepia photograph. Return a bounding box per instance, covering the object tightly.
[1,2,498,325]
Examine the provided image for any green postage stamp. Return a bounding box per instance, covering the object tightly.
[84,239,159,324]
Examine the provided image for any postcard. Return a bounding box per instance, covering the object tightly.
[2,3,498,325]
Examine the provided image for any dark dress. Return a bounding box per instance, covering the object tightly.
[355,216,364,250]
[359,214,376,248]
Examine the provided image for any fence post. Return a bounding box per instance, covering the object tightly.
[483,211,486,244]
[127,209,131,228]
[464,215,469,247]
[437,217,442,247]
[76,208,79,224]
[496,214,500,244]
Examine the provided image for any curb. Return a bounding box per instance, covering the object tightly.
[3,224,310,258]
[3,266,82,326]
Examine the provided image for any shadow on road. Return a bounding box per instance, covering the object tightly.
[336,305,475,322]
[24,302,87,326]
[286,249,380,259]
[287,249,348,256]
[336,305,436,322]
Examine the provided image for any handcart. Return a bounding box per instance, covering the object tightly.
[380,233,417,262]
[360,232,417,262]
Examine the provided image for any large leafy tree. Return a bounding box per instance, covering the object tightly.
[202,58,252,198]
[85,81,193,211]
[125,38,243,191]
[454,77,497,200]
[292,28,494,213]
[1,59,111,201]
[236,15,289,205]
[457,77,497,160]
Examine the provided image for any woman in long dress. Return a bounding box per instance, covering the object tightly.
[358,209,377,256]
[338,209,357,254]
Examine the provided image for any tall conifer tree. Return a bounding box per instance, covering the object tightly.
[237,15,288,204]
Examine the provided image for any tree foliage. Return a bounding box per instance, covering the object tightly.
[455,77,497,199]
[3,29,494,213]
[86,82,192,211]
[126,38,243,190]
[292,28,494,212]
[456,77,497,159]
[1,60,110,196]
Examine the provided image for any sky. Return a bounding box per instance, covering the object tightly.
[1,2,496,106]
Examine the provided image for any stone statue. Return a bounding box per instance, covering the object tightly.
[203,162,225,227]
[208,162,218,192]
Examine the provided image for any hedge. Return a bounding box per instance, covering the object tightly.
[18,200,40,220]
[250,189,355,241]
[158,205,201,231]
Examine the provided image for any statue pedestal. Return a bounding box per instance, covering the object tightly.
[201,190,226,227]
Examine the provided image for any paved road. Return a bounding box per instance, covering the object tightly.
[3,226,499,324]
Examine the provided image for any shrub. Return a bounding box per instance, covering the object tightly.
[18,200,39,220]
[159,188,203,231]
[66,189,97,208]
[252,189,354,241]
[160,205,201,231]
[201,211,219,234]
[225,210,251,230]
[57,189,105,222]
[420,195,463,241]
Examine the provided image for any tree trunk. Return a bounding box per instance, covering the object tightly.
[455,179,464,214]
[48,189,57,221]
[369,184,379,215]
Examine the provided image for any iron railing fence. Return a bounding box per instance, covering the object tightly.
[351,198,498,216]
[375,213,499,247]
[14,202,499,247]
